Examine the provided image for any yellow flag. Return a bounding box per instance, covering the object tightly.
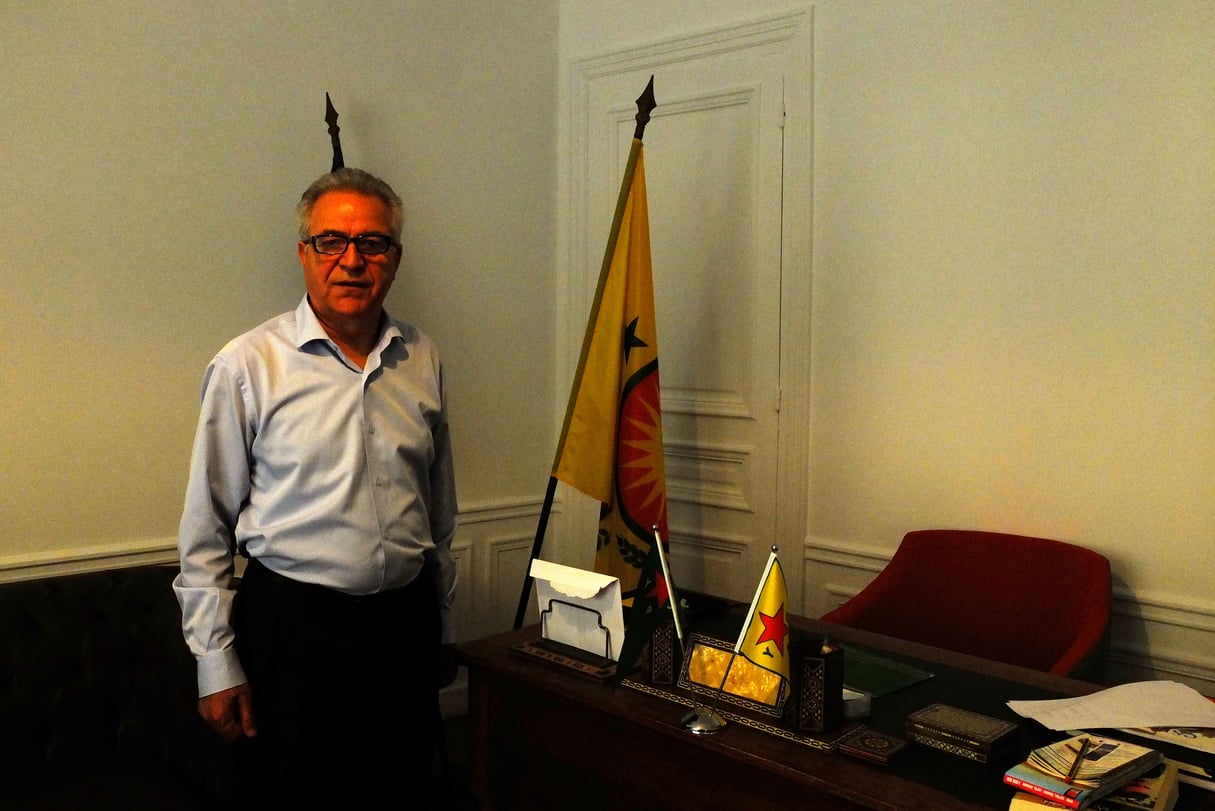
[734,551,791,684]
[551,141,668,598]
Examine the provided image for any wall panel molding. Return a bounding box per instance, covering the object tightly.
[456,496,548,526]
[666,528,752,599]
[0,538,180,584]
[665,441,753,513]
[0,496,547,584]
[455,497,551,640]
[0,496,550,722]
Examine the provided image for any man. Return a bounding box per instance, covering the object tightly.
[174,167,458,806]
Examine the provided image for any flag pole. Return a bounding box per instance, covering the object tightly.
[653,525,684,651]
[732,547,779,653]
[653,525,717,730]
[513,76,657,629]
[513,476,558,628]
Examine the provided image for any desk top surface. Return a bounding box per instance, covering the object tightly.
[459,610,1215,811]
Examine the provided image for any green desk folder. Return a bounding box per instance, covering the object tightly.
[844,646,934,696]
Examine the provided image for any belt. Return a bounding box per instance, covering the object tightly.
[241,556,427,612]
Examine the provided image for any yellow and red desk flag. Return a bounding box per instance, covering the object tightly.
[733,549,791,687]
[551,139,669,602]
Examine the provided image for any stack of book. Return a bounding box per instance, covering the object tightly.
[1004,734,1164,810]
[1008,759,1181,810]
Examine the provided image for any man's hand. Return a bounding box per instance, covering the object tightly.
[438,643,459,688]
[198,683,258,742]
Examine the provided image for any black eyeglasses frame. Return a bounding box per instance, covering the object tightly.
[305,233,398,256]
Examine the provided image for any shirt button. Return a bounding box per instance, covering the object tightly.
[375,477,385,487]
[368,426,377,435]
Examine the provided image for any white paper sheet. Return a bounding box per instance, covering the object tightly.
[1007,680,1215,731]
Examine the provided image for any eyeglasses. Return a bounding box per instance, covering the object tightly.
[306,233,397,256]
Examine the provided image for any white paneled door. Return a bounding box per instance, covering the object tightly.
[564,12,812,608]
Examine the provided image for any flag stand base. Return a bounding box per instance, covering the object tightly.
[682,707,726,735]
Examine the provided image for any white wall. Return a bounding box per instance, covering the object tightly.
[808,0,1213,596]
[560,0,1214,688]
[0,0,559,598]
[3,0,1212,687]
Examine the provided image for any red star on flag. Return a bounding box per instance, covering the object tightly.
[755,604,788,655]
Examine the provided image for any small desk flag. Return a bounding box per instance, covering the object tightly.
[613,529,684,681]
[733,549,791,685]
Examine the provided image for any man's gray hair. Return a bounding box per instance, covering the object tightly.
[296,167,404,241]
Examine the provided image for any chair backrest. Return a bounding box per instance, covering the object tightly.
[820,529,1111,679]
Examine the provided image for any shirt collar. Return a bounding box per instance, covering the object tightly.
[294,295,330,349]
[293,295,404,353]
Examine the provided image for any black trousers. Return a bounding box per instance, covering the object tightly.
[232,557,444,808]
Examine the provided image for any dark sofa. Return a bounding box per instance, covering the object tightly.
[0,563,233,810]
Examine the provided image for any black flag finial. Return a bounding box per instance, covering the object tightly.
[633,75,657,140]
[325,92,345,172]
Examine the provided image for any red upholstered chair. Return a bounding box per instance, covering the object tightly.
[820,529,1111,681]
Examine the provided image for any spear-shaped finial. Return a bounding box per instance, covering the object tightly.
[325,92,345,172]
[633,75,657,140]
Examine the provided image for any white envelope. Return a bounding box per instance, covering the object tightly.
[529,558,625,661]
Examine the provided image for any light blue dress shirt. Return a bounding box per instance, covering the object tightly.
[174,296,458,698]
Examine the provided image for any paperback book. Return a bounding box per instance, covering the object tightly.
[1003,734,1163,810]
[1095,758,1181,810]
[1174,759,1215,793]
[1009,758,1180,811]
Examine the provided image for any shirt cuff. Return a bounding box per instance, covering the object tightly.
[197,648,248,698]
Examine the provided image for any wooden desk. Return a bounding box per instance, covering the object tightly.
[458,617,1215,811]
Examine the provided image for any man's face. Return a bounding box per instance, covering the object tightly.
[297,190,401,328]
